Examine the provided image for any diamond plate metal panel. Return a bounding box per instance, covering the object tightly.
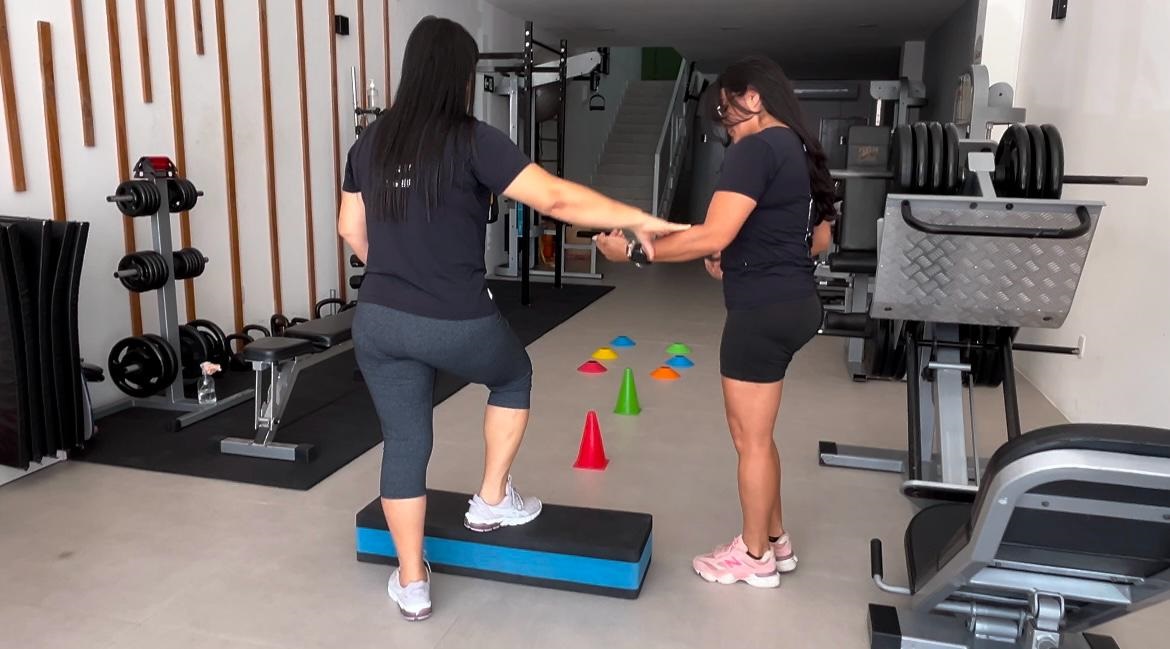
[871,197,1103,328]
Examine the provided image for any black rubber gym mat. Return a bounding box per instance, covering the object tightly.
[75,281,613,490]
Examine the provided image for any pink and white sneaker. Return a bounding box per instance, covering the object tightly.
[773,534,798,573]
[692,536,781,588]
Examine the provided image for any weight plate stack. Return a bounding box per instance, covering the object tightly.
[927,122,944,193]
[1025,124,1047,198]
[943,123,962,195]
[108,336,169,398]
[1041,124,1064,199]
[173,247,206,280]
[911,122,929,192]
[891,125,914,191]
[178,325,211,377]
[116,251,170,292]
[188,319,228,364]
[167,178,200,213]
[142,334,180,389]
[111,180,163,217]
[994,124,1032,199]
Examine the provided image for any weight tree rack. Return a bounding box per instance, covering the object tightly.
[99,156,253,429]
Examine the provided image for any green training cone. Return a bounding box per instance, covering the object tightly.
[666,342,691,355]
[614,367,642,415]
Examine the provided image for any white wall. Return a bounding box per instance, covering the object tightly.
[563,46,642,184]
[985,0,1170,427]
[0,0,522,413]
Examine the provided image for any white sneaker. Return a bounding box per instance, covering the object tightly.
[387,567,432,621]
[464,476,543,532]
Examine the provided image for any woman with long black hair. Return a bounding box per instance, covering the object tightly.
[596,55,836,588]
[338,16,687,620]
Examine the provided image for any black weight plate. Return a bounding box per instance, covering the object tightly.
[862,321,886,378]
[112,182,138,216]
[994,124,1031,199]
[188,319,228,362]
[891,125,914,191]
[108,336,167,398]
[143,333,179,387]
[167,179,184,213]
[927,122,944,193]
[1041,124,1064,199]
[943,123,961,195]
[148,250,167,290]
[1025,124,1047,198]
[182,179,199,211]
[178,324,210,371]
[132,181,153,217]
[173,248,189,280]
[911,122,929,192]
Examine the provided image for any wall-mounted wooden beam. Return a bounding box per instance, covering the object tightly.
[328,0,345,300]
[37,22,66,222]
[106,0,142,335]
[356,0,366,109]
[258,0,282,316]
[192,0,204,56]
[294,0,316,313]
[0,0,26,192]
[382,0,390,101]
[214,0,244,332]
[164,0,195,320]
[69,0,95,147]
[135,0,152,103]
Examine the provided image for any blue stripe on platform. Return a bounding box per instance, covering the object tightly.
[356,527,652,591]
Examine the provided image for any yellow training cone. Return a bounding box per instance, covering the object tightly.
[592,347,619,361]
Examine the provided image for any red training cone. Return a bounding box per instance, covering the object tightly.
[577,360,607,374]
[573,411,609,470]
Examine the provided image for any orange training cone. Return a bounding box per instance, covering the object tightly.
[573,411,609,470]
[650,366,681,381]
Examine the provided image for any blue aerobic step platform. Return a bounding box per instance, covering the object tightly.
[355,490,653,599]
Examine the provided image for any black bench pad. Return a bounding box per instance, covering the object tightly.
[828,250,878,274]
[285,309,354,348]
[243,336,318,363]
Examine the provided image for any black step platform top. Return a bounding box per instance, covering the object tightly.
[356,490,652,563]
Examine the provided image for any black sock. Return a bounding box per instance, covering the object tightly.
[769,535,780,543]
[747,549,764,561]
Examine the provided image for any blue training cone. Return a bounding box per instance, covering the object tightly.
[665,355,694,369]
[611,336,636,348]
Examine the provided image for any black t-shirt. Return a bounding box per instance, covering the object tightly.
[342,120,532,320]
[716,126,822,310]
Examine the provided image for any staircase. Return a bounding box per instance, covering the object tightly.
[589,80,677,212]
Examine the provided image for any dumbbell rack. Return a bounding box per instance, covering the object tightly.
[101,156,253,429]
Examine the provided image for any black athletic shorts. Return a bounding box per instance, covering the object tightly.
[719,293,823,383]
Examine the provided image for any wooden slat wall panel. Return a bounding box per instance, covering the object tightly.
[192,0,204,55]
[106,0,143,335]
[213,0,244,332]
[382,0,390,99]
[0,0,27,191]
[163,0,196,319]
[257,0,282,315]
[69,0,95,147]
[135,0,151,103]
[294,0,316,312]
[37,22,66,222]
[328,0,344,300]
[356,0,366,109]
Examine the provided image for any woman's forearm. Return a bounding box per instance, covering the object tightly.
[646,225,722,262]
[343,235,368,264]
[542,179,654,230]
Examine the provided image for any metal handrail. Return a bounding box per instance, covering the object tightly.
[651,59,690,217]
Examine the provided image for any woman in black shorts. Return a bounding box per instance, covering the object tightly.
[338,16,687,620]
[596,55,835,588]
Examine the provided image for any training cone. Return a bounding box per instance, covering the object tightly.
[577,360,607,374]
[611,335,636,348]
[592,347,619,361]
[665,355,695,369]
[614,368,642,415]
[573,411,609,470]
[650,366,681,381]
[666,342,692,355]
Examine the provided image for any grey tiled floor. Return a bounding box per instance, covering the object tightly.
[1,261,1164,648]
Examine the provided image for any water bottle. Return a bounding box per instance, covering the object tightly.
[198,362,219,405]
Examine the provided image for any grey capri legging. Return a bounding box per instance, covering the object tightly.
[352,302,533,499]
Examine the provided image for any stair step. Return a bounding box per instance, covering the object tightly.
[594,162,651,176]
[592,185,653,201]
[605,140,658,154]
[592,174,653,189]
[600,152,655,166]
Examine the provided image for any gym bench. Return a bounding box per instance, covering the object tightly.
[218,309,355,462]
[866,423,1170,648]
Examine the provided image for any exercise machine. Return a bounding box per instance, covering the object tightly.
[817,66,1147,502]
[479,22,606,304]
[866,423,1170,648]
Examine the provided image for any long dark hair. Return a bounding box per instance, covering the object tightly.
[704,56,838,224]
[365,16,478,221]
